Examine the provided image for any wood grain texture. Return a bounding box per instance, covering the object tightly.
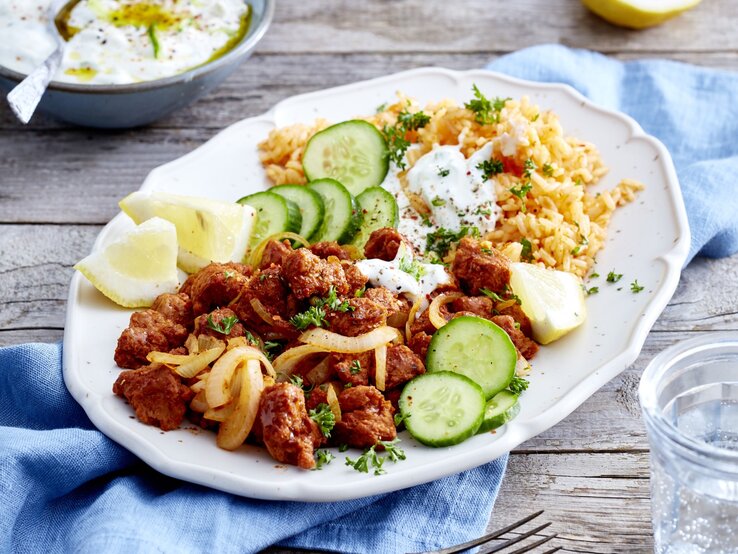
[2,0,738,550]
[490,451,653,553]
[256,0,735,55]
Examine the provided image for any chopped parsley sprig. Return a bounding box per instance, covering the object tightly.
[508,376,529,395]
[477,158,504,180]
[288,374,315,396]
[262,340,282,360]
[206,314,239,335]
[290,287,353,330]
[314,449,334,470]
[309,403,336,438]
[465,84,510,125]
[147,24,160,59]
[398,256,426,281]
[345,439,406,476]
[480,287,522,306]
[349,360,362,375]
[317,286,353,313]
[425,226,480,259]
[523,159,537,178]
[289,305,327,330]
[397,109,431,131]
[571,235,589,255]
[519,238,533,262]
[382,108,431,169]
[509,182,532,202]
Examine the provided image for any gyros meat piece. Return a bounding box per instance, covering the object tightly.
[113,366,194,431]
[114,309,188,369]
[384,345,425,390]
[333,385,396,449]
[325,297,387,337]
[229,265,300,341]
[282,248,349,299]
[258,383,323,469]
[259,239,293,269]
[309,241,353,261]
[187,262,252,316]
[451,237,511,295]
[492,315,539,360]
[151,292,194,329]
[363,227,407,261]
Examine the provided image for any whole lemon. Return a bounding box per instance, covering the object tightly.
[581,0,702,29]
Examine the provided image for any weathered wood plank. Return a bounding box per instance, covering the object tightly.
[490,452,653,553]
[0,329,63,347]
[256,0,734,55]
[0,225,101,331]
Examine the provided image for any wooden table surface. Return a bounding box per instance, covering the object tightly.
[3,1,738,552]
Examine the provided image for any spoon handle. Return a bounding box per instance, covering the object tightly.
[6,47,64,125]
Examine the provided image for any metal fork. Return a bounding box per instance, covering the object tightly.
[410,510,559,554]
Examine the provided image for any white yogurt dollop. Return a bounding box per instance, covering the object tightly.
[379,142,500,254]
[356,243,452,313]
[0,0,250,85]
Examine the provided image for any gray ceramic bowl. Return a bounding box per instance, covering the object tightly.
[0,0,274,128]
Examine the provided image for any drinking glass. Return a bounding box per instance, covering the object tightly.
[639,333,738,553]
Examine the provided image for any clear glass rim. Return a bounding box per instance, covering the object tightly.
[639,332,738,467]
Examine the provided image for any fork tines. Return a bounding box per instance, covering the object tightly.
[411,510,558,554]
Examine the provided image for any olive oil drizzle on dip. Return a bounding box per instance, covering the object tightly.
[56,1,189,41]
[0,0,251,85]
[54,0,83,40]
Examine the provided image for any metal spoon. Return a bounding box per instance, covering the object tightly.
[6,0,78,124]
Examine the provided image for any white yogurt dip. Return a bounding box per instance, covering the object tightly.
[380,142,500,255]
[0,0,250,85]
[356,243,452,313]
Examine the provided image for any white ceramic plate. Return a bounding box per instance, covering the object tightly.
[63,68,690,502]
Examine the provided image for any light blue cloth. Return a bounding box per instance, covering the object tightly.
[487,44,738,262]
[0,343,506,554]
[4,44,738,554]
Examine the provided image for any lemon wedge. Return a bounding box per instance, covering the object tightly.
[509,262,587,345]
[120,191,256,273]
[74,217,179,308]
[582,0,701,29]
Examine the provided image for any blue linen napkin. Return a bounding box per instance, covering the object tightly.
[0,342,506,554]
[4,44,738,554]
[487,44,738,262]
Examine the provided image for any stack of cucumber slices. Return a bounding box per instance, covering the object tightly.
[238,120,398,249]
[399,316,523,447]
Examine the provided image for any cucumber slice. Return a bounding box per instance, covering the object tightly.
[426,316,517,400]
[477,390,520,433]
[399,371,485,447]
[307,178,362,244]
[236,191,301,251]
[270,184,325,241]
[351,186,399,249]
[303,120,389,196]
